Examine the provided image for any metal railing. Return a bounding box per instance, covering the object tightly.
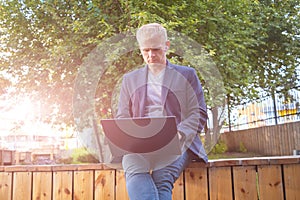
[229,87,300,131]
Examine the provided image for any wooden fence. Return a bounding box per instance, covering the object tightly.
[0,150,16,165]
[221,121,300,156]
[0,144,59,165]
[0,156,299,200]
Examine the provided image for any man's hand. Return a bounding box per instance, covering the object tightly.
[178,131,186,141]
[178,132,183,140]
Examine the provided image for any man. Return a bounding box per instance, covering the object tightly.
[116,23,208,200]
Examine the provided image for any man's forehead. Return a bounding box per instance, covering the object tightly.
[140,44,164,49]
[138,38,165,49]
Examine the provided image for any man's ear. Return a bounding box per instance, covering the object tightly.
[165,40,170,51]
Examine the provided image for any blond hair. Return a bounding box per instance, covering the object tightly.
[136,23,168,45]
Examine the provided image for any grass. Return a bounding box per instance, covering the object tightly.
[208,152,262,160]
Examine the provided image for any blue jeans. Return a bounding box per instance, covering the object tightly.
[122,150,194,200]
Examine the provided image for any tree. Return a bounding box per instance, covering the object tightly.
[0,0,299,156]
[252,0,300,96]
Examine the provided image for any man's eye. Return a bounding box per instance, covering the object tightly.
[142,48,161,52]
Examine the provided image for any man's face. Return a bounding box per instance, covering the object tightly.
[139,38,169,65]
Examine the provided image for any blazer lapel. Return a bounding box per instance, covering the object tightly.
[135,65,148,117]
[161,64,176,106]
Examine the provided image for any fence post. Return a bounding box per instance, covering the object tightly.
[227,94,232,132]
[272,92,278,125]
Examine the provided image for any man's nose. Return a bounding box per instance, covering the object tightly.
[149,50,156,56]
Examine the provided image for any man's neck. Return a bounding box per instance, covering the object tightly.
[148,63,166,76]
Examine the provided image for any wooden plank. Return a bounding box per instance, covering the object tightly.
[52,164,103,172]
[283,124,290,155]
[265,127,272,155]
[283,164,300,199]
[254,129,260,153]
[95,170,115,200]
[294,122,300,150]
[244,129,250,152]
[0,172,12,200]
[269,156,300,165]
[208,156,298,167]
[1,150,15,165]
[172,172,184,200]
[290,122,297,154]
[185,167,208,200]
[281,123,286,153]
[257,165,284,200]
[258,127,265,155]
[12,172,32,200]
[209,167,233,200]
[209,159,241,167]
[74,170,94,200]
[233,166,258,200]
[32,172,52,200]
[243,129,249,151]
[53,171,73,200]
[116,170,130,200]
[4,165,52,172]
[276,125,281,155]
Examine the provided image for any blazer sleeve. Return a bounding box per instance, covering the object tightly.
[177,68,208,147]
[115,75,132,118]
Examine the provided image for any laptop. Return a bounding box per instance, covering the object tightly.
[100,116,182,158]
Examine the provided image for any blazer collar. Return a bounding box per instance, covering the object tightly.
[138,61,176,110]
[138,60,174,84]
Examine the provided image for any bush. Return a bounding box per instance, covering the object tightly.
[211,140,228,154]
[56,157,73,164]
[77,153,99,163]
[71,148,99,164]
[239,142,248,153]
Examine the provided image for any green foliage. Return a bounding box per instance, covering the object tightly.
[77,153,99,163]
[239,142,248,153]
[56,157,73,164]
[71,148,99,164]
[210,140,228,154]
[0,0,299,138]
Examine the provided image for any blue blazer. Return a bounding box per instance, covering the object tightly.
[116,61,208,162]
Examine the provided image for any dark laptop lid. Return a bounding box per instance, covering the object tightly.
[100,116,181,156]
